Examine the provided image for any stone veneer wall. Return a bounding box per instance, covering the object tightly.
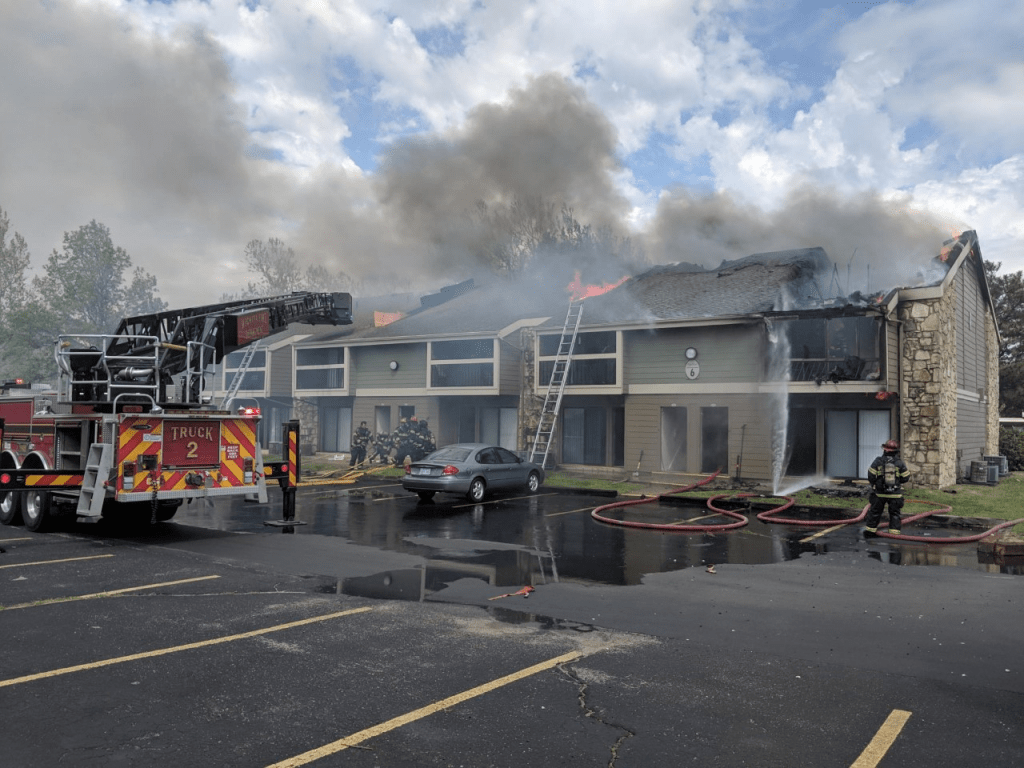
[292,397,319,456]
[517,328,544,455]
[899,291,957,488]
[985,302,1000,453]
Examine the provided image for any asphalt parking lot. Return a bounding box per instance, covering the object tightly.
[2,483,1023,767]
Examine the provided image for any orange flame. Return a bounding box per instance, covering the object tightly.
[374,311,405,327]
[566,271,628,301]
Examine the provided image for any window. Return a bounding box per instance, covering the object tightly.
[295,346,345,391]
[431,363,493,387]
[562,407,607,465]
[826,409,889,478]
[537,331,618,388]
[429,339,495,389]
[782,316,881,382]
[223,349,266,391]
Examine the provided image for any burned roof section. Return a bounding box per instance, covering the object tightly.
[582,246,837,324]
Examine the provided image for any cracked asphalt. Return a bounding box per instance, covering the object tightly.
[1,482,1022,767]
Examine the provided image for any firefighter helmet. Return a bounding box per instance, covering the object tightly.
[882,440,900,452]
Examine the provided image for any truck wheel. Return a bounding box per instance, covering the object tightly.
[154,501,182,522]
[466,478,486,503]
[0,490,22,526]
[22,490,52,532]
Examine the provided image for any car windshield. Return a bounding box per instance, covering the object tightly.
[426,446,472,463]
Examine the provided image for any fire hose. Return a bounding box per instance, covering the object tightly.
[595,484,1024,544]
[590,470,754,531]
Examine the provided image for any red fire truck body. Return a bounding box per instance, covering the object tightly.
[0,291,350,531]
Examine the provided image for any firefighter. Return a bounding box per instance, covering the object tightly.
[391,417,414,465]
[372,431,392,464]
[864,439,911,536]
[350,421,371,467]
[418,418,435,457]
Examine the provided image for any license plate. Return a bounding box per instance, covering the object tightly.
[414,467,432,476]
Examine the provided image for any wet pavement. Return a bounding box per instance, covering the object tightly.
[165,479,1023,605]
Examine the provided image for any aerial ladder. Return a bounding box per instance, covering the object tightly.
[529,299,584,469]
[1,292,352,531]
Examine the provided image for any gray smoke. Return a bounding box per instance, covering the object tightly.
[0,1,962,306]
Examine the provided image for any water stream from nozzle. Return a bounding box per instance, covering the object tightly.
[765,319,791,496]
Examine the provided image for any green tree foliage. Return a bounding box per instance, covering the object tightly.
[33,220,165,334]
[1,218,166,384]
[998,425,1024,471]
[0,206,30,323]
[985,260,1024,416]
[227,238,351,299]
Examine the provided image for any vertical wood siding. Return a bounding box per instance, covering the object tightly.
[624,325,764,385]
[350,343,428,389]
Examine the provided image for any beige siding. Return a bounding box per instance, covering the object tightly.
[624,325,764,386]
[350,343,428,390]
[885,322,899,392]
[498,337,522,395]
[269,347,292,397]
[352,396,440,441]
[624,392,773,479]
[955,257,990,470]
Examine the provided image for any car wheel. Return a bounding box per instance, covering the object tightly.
[527,471,540,493]
[466,478,486,503]
[22,490,52,532]
[417,491,436,502]
[0,490,22,526]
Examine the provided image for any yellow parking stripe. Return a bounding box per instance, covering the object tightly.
[452,492,558,509]
[799,523,848,543]
[0,554,114,570]
[545,505,595,517]
[266,650,582,767]
[851,709,912,767]
[0,607,372,689]
[1,575,221,610]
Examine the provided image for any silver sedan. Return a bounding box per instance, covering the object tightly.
[401,443,545,502]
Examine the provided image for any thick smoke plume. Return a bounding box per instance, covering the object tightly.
[0,2,958,306]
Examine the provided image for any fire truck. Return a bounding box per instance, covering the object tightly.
[0,292,352,531]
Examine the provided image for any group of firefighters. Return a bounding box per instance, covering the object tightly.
[349,417,436,468]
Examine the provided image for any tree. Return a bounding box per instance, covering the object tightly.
[0,206,30,323]
[984,260,1024,416]
[2,220,167,383]
[231,238,351,299]
[32,220,165,335]
[0,206,33,379]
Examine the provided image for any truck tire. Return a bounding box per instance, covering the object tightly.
[0,456,21,525]
[0,490,22,526]
[22,490,52,532]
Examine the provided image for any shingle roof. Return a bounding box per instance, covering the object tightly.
[578,247,833,325]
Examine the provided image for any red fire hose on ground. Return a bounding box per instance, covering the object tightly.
[593,482,1024,544]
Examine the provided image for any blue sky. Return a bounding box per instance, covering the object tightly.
[1,0,1021,305]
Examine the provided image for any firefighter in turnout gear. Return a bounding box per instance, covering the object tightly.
[371,431,393,464]
[350,421,371,467]
[864,440,911,535]
[391,417,414,466]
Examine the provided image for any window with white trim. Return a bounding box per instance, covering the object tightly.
[223,349,266,391]
[429,339,495,388]
[538,330,618,386]
[295,346,345,390]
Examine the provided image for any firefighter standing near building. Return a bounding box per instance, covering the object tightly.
[391,417,413,465]
[372,431,392,464]
[418,418,435,457]
[350,421,371,467]
[864,440,911,536]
